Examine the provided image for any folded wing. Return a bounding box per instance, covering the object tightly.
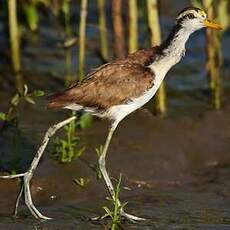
[48,62,155,111]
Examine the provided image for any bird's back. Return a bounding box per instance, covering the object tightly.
[47,47,158,112]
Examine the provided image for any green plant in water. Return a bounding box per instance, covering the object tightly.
[95,145,104,179]
[101,174,127,230]
[191,0,229,110]
[73,177,90,188]
[0,85,44,174]
[22,0,39,32]
[146,0,166,115]
[78,0,88,81]
[54,119,85,163]
[1,84,44,124]
[54,113,92,163]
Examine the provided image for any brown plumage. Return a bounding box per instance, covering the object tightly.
[48,47,158,112]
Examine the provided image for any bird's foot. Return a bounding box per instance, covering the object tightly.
[23,173,52,220]
[0,172,52,220]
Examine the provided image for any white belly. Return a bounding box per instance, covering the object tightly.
[107,61,173,123]
[107,81,162,123]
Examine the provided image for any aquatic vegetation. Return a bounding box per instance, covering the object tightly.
[101,174,127,230]
[0,85,43,175]
[73,177,90,188]
[22,1,39,32]
[147,0,166,115]
[53,118,85,163]
[53,113,92,163]
[8,0,23,92]
[192,0,229,109]
[79,0,88,81]
[95,145,104,179]
[62,0,72,36]
[128,0,138,53]
[97,0,109,62]
[1,85,44,124]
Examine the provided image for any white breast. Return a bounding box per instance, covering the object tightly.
[108,54,182,123]
[107,85,156,122]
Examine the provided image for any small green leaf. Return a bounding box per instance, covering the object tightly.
[95,145,104,157]
[11,94,20,106]
[73,177,90,188]
[32,90,45,97]
[25,96,35,104]
[23,3,39,31]
[78,113,93,129]
[0,112,6,121]
[23,84,29,96]
[103,206,112,218]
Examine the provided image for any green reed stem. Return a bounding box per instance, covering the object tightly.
[97,0,109,61]
[147,0,166,115]
[79,0,88,81]
[128,0,138,53]
[8,0,23,93]
[203,0,222,109]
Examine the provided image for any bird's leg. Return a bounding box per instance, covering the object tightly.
[14,184,23,216]
[98,122,146,222]
[0,116,77,220]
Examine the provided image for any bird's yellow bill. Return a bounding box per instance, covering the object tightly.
[204,19,222,30]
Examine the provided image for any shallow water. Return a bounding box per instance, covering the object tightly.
[0,0,230,229]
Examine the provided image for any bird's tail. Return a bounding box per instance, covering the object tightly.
[47,92,70,109]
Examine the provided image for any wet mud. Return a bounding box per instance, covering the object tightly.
[0,99,230,229]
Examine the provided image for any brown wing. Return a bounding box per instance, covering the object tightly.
[48,62,155,110]
[82,46,158,80]
[126,46,159,65]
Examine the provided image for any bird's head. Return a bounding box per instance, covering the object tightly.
[176,7,222,32]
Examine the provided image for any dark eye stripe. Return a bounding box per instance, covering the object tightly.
[187,14,195,19]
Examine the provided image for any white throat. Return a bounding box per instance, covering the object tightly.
[149,26,192,88]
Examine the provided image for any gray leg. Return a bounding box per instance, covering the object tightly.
[14,185,23,216]
[0,116,76,220]
[98,122,145,222]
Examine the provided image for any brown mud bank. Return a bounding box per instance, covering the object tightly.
[0,102,230,229]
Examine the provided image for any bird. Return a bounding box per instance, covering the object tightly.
[47,7,222,222]
[0,6,221,222]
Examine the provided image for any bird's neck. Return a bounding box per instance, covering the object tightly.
[149,24,193,82]
[162,24,194,56]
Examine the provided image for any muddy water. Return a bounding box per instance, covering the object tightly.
[0,98,230,229]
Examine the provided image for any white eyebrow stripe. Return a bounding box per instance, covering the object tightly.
[177,10,197,20]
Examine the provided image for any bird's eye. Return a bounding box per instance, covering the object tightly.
[187,14,195,19]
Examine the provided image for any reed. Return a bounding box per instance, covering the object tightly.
[23,1,39,32]
[8,0,23,93]
[62,0,72,36]
[62,0,73,86]
[128,0,138,53]
[112,0,125,58]
[97,0,109,61]
[203,0,222,109]
[146,0,166,115]
[79,0,88,81]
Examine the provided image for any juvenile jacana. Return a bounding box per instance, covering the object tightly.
[0,7,221,221]
[47,7,222,221]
